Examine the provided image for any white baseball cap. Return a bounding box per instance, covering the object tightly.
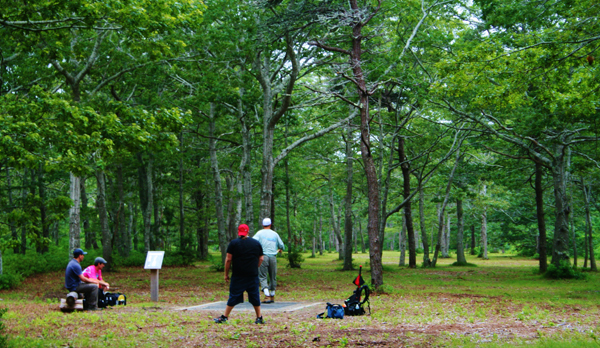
[262,218,272,226]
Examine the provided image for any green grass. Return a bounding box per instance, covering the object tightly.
[1,251,599,347]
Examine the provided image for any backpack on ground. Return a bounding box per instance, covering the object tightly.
[344,265,370,316]
[99,292,127,308]
[316,303,345,319]
[344,284,370,316]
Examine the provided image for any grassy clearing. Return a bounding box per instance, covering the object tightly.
[1,251,599,347]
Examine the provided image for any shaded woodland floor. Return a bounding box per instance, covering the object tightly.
[1,252,599,347]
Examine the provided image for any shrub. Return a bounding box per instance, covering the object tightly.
[208,255,224,272]
[544,260,587,280]
[0,307,7,348]
[286,250,305,268]
[0,273,22,290]
[113,250,147,267]
[163,250,195,267]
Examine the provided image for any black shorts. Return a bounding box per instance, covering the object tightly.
[227,276,260,307]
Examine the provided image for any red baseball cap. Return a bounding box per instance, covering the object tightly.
[238,224,249,236]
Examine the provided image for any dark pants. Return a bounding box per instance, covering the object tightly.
[227,276,261,307]
[76,283,98,309]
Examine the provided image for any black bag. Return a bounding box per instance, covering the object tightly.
[101,292,127,307]
[344,285,370,316]
[316,303,344,319]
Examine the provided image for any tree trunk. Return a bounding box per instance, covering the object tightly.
[179,132,186,251]
[37,163,49,253]
[238,88,255,233]
[456,199,467,264]
[116,164,127,257]
[582,182,597,271]
[312,221,316,258]
[551,144,570,266]
[20,169,28,254]
[284,137,299,267]
[343,119,355,270]
[144,156,154,252]
[419,182,431,266]
[80,177,96,249]
[69,172,81,259]
[328,171,344,260]
[481,210,488,260]
[399,137,416,268]
[7,167,19,254]
[470,225,476,255]
[208,103,228,264]
[226,175,237,242]
[442,212,450,258]
[96,170,113,271]
[571,210,577,268]
[432,148,461,266]
[194,189,208,260]
[318,203,323,255]
[399,218,407,266]
[127,202,134,253]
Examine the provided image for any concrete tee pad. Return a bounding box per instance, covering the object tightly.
[177,301,322,312]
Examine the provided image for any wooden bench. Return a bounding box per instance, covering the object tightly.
[59,292,84,312]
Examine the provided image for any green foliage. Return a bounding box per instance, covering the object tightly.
[0,307,7,348]
[113,250,147,267]
[544,260,587,280]
[0,273,22,290]
[163,250,195,267]
[208,255,224,272]
[1,247,69,289]
[286,250,305,268]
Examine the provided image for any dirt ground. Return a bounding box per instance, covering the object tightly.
[3,264,599,347]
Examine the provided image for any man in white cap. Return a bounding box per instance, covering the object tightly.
[253,217,285,303]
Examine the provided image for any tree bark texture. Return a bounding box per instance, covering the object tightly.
[95,170,113,270]
[419,183,431,266]
[116,164,127,257]
[179,133,185,251]
[69,172,81,259]
[6,168,19,254]
[550,144,571,266]
[399,138,416,268]
[329,171,344,260]
[399,218,407,266]
[343,119,355,270]
[38,163,49,253]
[208,103,228,264]
[456,199,466,264]
[432,148,461,266]
[582,182,597,271]
[442,212,450,258]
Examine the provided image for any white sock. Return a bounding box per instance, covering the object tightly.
[264,289,270,297]
[270,291,275,297]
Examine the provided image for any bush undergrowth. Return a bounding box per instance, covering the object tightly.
[544,260,587,280]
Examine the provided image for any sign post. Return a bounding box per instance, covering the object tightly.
[144,251,165,302]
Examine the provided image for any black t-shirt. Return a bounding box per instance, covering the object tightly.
[226,237,264,278]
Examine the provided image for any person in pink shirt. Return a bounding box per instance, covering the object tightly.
[82,257,110,291]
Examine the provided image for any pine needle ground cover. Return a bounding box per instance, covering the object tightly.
[1,252,599,347]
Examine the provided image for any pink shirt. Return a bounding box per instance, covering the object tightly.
[82,265,103,281]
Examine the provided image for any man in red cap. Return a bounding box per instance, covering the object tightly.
[214,224,265,324]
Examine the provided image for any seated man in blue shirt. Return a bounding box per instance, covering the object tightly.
[65,248,101,311]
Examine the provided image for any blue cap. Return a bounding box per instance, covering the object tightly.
[73,248,87,257]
